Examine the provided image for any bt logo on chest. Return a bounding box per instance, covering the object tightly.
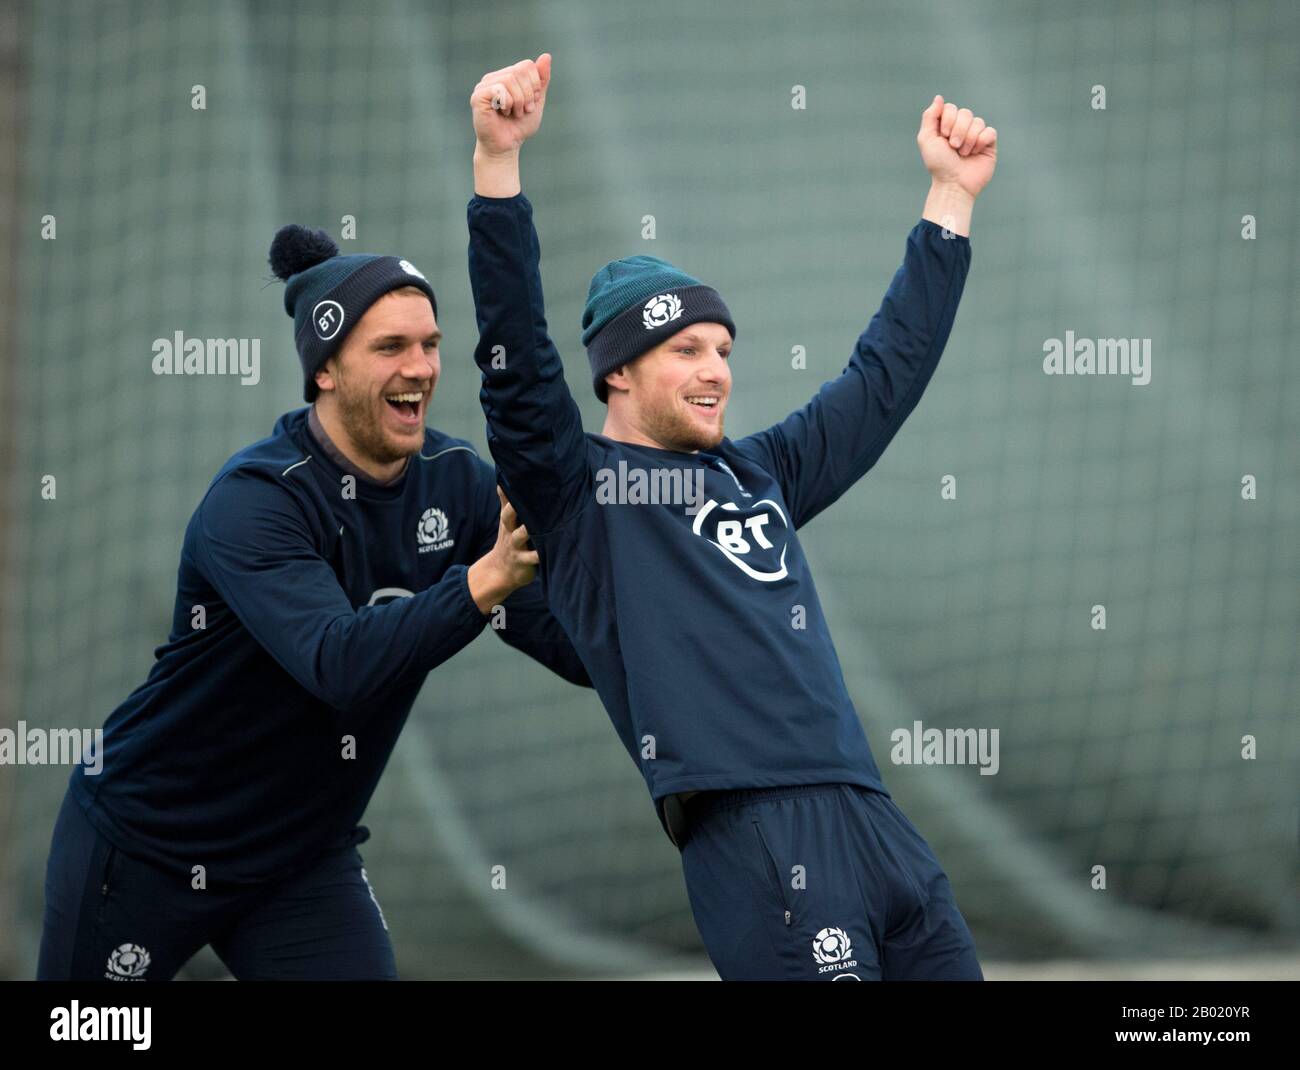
[690,497,790,582]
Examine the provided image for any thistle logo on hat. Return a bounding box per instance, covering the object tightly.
[269,225,439,402]
[580,254,736,403]
[642,293,683,330]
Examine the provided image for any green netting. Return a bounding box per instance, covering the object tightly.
[3,0,1297,978]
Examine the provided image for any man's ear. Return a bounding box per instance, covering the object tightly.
[603,364,630,395]
[314,357,339,395]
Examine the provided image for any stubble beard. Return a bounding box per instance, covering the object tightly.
[640,392,724,453]
[335,369,419,467]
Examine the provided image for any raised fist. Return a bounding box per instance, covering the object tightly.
[917,95,997,199]
[470,54,552,156]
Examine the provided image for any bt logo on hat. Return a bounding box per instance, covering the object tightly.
[312,300,345,341]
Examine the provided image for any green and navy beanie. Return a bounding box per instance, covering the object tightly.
[581,255,735,402]
[268,225,438,402]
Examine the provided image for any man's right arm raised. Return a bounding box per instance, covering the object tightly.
[467,53,588,539]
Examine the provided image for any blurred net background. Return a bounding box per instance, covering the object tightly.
[1,0,1297,979]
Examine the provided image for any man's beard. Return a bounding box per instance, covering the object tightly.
[640,392,724,452]
[335,372,420,466]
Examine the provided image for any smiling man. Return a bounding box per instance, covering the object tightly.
[36,225,590,981]
[467,54,995,980]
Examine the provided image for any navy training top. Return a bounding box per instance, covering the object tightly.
[70,406,591,883]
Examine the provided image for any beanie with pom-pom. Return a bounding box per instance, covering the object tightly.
[268,224,438,402]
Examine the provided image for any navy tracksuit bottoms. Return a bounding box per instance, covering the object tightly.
[680,783,983,981]
[36,788,396,981]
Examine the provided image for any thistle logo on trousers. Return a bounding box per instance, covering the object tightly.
[691,497,790,582]
[104,942,151,981]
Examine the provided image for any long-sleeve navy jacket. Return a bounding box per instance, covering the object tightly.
[468,193,970,839]
[70,407,591,884]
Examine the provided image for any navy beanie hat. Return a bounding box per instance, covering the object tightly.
[268,225,438,402]
[581,255,735,402]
